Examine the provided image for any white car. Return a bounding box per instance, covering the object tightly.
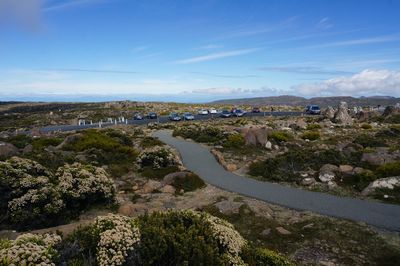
[198,109,209,115]
[209,108,218,114]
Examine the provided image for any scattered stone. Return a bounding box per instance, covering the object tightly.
[327,181,337,190]
[323,106,336,120]
[362,176,400,196]
[161,185,176,194]
[214,200,243,215]
[141,180,162,194]
[276,226,291,235]
[225,163,238,172]
[163,171,189,185]
[22,144,33,155]
[356,110,379,122]
[318,164,339,182]
[261,228,271,236]
[301,177,316,186]
[339,165,353,173]
[302,223,314,229]
[265,141,272,150]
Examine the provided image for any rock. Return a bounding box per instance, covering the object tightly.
[275,226,291,235]
[361,149,400,166]
[243,127,268,146]
[265,141,272,150]
[163,171,189,185]
[333,102,353,125]
[353,167,365,175]
[161,185,176,194]
[323,106,336,120]
[301,177,316,186]
[339,165,353,173]
[118,202,136,216]
[225,164,238,172]
[295,119,307,130]
[327,181,337,189]
[22,144,33,155]
[356,111,379,122]
[75,154,87,162]
[0,142,19,157]
[383,105,400,117]
[56,133,82,149]
[141,180,162,194]
[318,164,338,182]
[361,176,400,196]
[273,145,279,150]
[214,200,243,215]
[261,228,271,236]
[211,149,226,165]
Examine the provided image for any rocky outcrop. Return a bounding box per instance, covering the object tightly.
[333,102,352,125]
[382,105,400,117]
[214,200,243,215]
[361,148,400,166]
[56,133,82,149]
[237,127,268,146]
[362,176,400,196]
[356,111,379,122]
[0,142,19,157]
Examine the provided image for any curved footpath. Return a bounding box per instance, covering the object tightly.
[153,130,400,232]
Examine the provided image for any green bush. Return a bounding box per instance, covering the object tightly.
[385,114,400,123]
[353,134,387,148]
[5,134,32,149]
[300,131,320,141]
[375,162,400,178]
[306,124,321,130]
[223,133,245,148]
[171,172,206,194]
[141,166,180,180]
[361,123,372,130]
[241,245,294,266]
[173,126,225,144]
[32,137,64,150]
[342,171,377,191]
[141,136,164,148]
[268,131,293,143]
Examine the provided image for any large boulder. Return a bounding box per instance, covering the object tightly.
[56,133,82,149]
[318,164,339,182]
[323,106,336,120]
[361,148,400,166]
[240,127,268,146]
[356,111,379,122]
[214,200,243,215]
[382,106,400,117]
[0,142,19,158]
[162,171,190,186]
[362,176,400,196]
[333,102,352,125]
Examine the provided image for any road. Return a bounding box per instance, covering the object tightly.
[40,111,303,133]
[153,130,400,232]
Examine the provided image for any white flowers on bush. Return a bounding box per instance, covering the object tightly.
[56,163,115,200]
[94,214,140,266]
[137,146,177,169]
[0,233,61,266]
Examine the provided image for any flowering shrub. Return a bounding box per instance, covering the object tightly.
[56,163,115,202]
[0,157,116,229]
[137,147,177,169]
[0,233,61,266]
[94,214,140,266]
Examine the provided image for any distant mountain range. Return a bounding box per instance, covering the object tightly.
[211,95,400,107]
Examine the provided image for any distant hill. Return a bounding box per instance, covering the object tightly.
[211,95,400,107]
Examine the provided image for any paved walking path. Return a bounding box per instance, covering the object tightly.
[154,130,400,231]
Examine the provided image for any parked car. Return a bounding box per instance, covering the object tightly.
[209,108,218,114]
[147,112,158,119]
[133,112,143,120]
[232,109,246,117]
[220,110,231,118]
[306,105,321,115]
[182,112,195,120]
[198,109,209,115]
[169,112,181,121]
[252,107,261,113]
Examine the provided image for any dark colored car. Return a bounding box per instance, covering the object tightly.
[252,107,261,113]
[220,110,231,118]
[133,113,143,120]
[306,105,321,115]
[182,112,195,120]
[169,112,181,121]
[232,109,246,117]
[147,112,158,119]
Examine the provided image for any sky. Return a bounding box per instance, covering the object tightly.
[0,0,400,102]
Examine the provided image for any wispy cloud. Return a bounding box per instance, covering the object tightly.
[173,48,259,64]
[196,44,223,50]
[131,45,148,53]
[41,68,141,74]
[43,0,110,12]
[189,72,260,79]
[316,17,333,30]
[306,34,400,49]
[258,66,352,75]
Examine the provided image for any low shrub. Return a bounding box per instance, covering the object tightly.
[360,123,372,130]
[341,171,377,191]
[268,131,293,143]
[241,244,294,266]
[375,162,400,178]
[141,166,180,180]
[137,147,177,169]
[353,134,387,148]
[306,124,321,130]
[31,136,64,150]
[385,114,400,123]
[173,126,225,144]
[171,172,206,194]
[140,136,164,148]
[223,133,245,148]
[300,131,320,141]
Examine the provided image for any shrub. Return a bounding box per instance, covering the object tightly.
[140,136,164,148]
[141,166,180,180]
[361,123,372,130]
[137,147,177,169]
[0,233,61,266]
[173,126,225,144]
[268,131,293,143]
[5,134,32,149]
[306,124,321,130]
[375,162,400,178]
[171,172,206,194]
[300,131,320,141]
[241,245,294,266]
[32,137,64,150]
[353,134,387,148]
[224,133,245,148]
[385,114,400,123]
[342,171,377,191]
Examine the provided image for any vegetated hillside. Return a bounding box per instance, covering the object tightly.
[211,95,400,107]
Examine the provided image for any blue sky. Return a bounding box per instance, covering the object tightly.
[1,0,400,102]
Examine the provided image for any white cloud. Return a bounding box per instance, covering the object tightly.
[316,17,333,30]
[294,69,400,96]
[191,87,283,96]
[173,48,259,64]
[307,34,400,49]
[43,0,108,12]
